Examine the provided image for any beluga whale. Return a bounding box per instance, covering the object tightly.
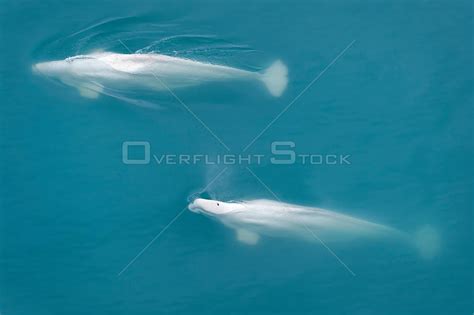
[188,198,440,259]
[32,52,288,101]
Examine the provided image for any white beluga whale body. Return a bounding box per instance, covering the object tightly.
[188,198,440,259]
[32,52,288,100]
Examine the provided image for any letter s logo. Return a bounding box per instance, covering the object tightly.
[270,141,295,165]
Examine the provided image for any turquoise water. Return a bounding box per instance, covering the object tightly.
[1,1,472,314]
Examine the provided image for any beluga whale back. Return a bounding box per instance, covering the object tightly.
[32,52,288,101]
[188,198,441,259]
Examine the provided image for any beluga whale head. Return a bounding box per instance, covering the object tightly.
[32,54,112,99]
[188,198,241,216]
[33,55,104,78]
[33,60,69,78]
[187,197,263,245]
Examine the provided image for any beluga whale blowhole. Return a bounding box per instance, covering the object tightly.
[32,52,288,100]
[188,197,441,260]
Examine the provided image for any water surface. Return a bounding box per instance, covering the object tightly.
[0,1,472,314]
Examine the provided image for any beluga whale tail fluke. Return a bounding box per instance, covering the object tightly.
[260,60,288,97]
[413,224,441,260]
[188,197,441,259]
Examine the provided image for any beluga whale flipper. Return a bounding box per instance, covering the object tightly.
[32,52,288,102]
[188,198,441,259]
